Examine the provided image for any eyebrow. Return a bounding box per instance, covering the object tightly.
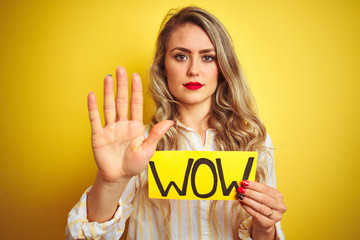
[170,47,215,54]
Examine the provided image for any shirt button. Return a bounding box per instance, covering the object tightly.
[203,232,209,239]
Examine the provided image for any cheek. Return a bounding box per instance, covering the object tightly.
[213,65,219,77]
[165,63,182,91]
[167,81,179,99]
[209,66,219,82]
[210,67,219,91]
[165,68,177,94]
[165,62,178,79]
[167,78,175,90]
[203,62,218,76]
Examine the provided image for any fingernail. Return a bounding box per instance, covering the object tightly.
[237,187,246,194]
[237,193,244,200]
[106,74,112,77]
[241,180,249,187]
[132,73,139,77]
[239,201,244,205]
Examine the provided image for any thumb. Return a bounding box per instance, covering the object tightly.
[142,120,174,153]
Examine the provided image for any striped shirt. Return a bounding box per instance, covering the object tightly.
[66,123,284,239]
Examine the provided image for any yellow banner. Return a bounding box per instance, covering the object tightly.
[148,151,257,200]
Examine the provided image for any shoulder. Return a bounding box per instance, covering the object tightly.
[261,133,274,159]
[259,133,277,186]
[264,133,273,148]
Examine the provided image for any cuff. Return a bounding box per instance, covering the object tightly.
[238,217,285,240]
[66,186,134,240]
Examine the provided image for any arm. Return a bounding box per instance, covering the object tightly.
[238,135,286,240]
[66,66,173,239]
[66,176,139,240]
[86,67,173,222]
[87,172,130,222]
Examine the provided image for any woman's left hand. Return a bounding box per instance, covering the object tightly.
[237,180,286,237]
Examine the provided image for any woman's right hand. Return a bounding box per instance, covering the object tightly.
[87,66,173,183]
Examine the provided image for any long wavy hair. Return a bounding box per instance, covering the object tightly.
[137,6,269,239]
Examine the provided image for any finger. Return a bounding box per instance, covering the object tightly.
[130,73,143,121]
[115,66,129,121]
[240,203,275,230]
[142,120,174,153]
[88,92,102,134]
[239,186,281,211]
[240,196,279,221]
[242,181,282,199]
[103,75,116,125]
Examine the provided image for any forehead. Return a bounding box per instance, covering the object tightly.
[167,23,214,50]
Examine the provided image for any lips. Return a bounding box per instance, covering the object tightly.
[183,82,204,90]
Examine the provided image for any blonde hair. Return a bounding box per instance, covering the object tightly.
[138,6,268,239]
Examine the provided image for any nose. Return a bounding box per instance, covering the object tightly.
[187,59,199,77]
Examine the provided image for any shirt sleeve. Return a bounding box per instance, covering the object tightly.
[65,175,139,240]
[238,134,285,240]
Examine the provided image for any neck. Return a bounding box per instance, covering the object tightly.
[177,102,211,139]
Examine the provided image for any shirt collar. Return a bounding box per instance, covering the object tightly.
[175,120,215,134]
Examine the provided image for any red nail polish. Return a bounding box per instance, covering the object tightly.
[241,180,250,187]
[239,201,244,206]
[237,187,245,194]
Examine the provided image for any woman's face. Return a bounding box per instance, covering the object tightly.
[164,23,218,108]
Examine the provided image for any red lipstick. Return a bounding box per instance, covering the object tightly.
[183,82,204,90]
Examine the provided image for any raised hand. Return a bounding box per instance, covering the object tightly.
[87,66,173,183]
[237,180,286,239]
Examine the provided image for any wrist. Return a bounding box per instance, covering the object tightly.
[87,172,132,222]
[95,172,131,190]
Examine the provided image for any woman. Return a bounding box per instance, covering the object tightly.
[66,6,286,239]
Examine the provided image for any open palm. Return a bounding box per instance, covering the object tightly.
[87,66,173,183]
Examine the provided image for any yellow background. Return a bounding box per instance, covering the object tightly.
[148,151,257,200]
[0,0,359,239]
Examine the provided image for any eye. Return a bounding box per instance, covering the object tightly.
[175,54,188,61]
[202,55,215,62]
